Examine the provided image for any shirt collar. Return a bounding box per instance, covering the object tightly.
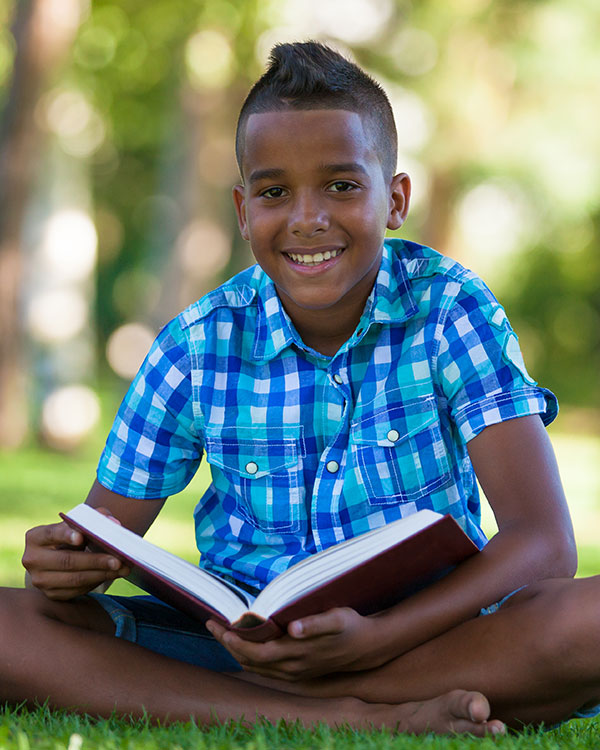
[370,239,419,325]
[251,239,418,362]
[251,273,297,361]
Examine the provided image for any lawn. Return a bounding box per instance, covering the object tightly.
[1,424,599,748]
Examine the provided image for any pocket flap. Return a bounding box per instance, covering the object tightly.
[351,395,438,447]
[205,425,302,478]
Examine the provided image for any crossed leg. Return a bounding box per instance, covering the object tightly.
[0,586,503,735]
[241,577,600,729]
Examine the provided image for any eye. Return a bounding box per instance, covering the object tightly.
[260,186,286,199]
[328,181,356,193]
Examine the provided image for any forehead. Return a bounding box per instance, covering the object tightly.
[240,109,380,180]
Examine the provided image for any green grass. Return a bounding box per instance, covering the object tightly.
[1,705,600,750]
[1,426,599,747]
[2,704,600,750]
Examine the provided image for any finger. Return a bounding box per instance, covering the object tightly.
[28,567,119,593]
[239,660,311,682]
[205,621,250,663]
[23,545,125,574]
[205,620,227,640]
[206,623,261,666]
[224,631,303,666]
[26,522,85,549]
[288,607,349,639]
[40,581,116,601]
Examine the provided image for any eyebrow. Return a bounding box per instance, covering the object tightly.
[248,168,285,184]
[248,162,368,184]
[320,162,369,176]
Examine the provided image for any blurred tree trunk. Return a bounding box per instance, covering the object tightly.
[421,170,456,258]
[0,0,81,447]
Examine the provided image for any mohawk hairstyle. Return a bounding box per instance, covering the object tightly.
[235,41,398,181]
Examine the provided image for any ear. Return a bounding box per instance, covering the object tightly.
[386,172,411,231]
[232,184,249,241]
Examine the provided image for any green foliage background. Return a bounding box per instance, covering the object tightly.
[1,0,598,411]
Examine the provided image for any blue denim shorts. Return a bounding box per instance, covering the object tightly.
[89,592,242,672]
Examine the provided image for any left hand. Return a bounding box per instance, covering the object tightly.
[206,607,387,681]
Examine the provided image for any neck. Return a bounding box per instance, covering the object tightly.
[283,296,369,358]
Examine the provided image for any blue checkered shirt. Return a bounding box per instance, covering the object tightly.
[98,239,558,592]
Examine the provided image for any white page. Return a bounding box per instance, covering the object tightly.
[251,509,442,618]
[65,504,250,622]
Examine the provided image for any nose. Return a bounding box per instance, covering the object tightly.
[288,190,329,236]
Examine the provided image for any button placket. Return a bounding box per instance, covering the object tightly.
[326,460,340,473]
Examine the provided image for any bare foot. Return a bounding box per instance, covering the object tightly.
[363,690,506,736]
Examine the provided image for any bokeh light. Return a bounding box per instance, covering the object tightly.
[389,27,438,76]
[27,289,88,344]
[41,385,100,450]
[106,323,156,380]
[41,209,98,283]
[185,30,233,89]
[456,181,530,275]
[40,87,106,157]
[176,220,231,279]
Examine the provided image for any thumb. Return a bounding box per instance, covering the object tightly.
[288,608,349,639]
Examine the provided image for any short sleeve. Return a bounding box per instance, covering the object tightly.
[97,318,202,498]
[436,277,558,443]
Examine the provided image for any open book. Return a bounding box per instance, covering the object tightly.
[61,504,478,642]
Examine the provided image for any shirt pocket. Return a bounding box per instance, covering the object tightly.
[204,425,305,534]
[350,394,451,505]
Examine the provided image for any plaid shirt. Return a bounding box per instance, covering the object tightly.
[98,239,558,592]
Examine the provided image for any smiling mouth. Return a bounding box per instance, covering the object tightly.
[285,248,344,266]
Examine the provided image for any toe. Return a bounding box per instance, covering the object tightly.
[449,689,490,723]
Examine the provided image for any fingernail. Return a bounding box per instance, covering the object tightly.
[290,621,303,637]
[70,531,80,544]
[107,558,120,570]
[205,622,214,634]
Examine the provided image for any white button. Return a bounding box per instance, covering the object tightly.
[245,461,259,475]
[333,374,343,384]
[326,460,340,473]
[387,429,400,443]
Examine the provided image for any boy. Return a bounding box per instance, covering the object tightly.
[2,41,600,735]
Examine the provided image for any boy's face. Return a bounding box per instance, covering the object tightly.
[233,109,410,332]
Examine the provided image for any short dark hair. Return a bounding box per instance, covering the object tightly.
[235,41,398,182]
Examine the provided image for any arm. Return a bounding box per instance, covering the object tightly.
[340,413,575,662]
[23,480,166,600]
[209,414,576,679]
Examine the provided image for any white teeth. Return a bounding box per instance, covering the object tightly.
[287,248,343,265]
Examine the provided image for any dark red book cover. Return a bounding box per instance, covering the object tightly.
[236,515,478,641]
[61,512,478,643]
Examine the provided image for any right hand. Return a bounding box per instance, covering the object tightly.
[22,508,129,600]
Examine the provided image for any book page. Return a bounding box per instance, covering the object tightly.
[64,504,251,623]
[252,509,442,618]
